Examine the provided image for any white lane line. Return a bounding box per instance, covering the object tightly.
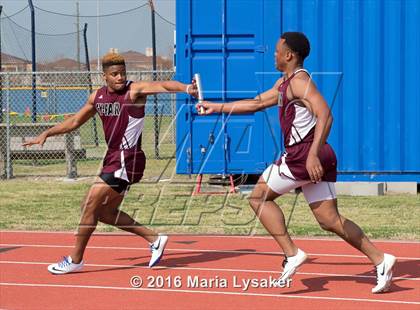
[1,261,419,282]
[1,282,419,305]
[1,230,419,244]
[1,243,419,260]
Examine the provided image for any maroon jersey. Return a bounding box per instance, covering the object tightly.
[94,81,146,183]
[275,69,337,182]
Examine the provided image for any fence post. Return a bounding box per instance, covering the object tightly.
[83,23,99,147]
[5,75,12,179]
[28,0,37,123]
[65,131,77,179]
[149,0,160,159]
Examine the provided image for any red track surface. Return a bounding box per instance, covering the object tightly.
[1,231,419,309]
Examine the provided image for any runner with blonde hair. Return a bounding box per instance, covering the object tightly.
[24,52,198,274]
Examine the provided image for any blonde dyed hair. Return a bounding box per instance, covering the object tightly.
[102,52,125,70]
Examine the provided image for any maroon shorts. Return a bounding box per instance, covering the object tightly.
[275,142,337,182]
[101,148,146,184]
[99,172,130,194]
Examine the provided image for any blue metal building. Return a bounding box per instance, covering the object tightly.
[175,0,420,182]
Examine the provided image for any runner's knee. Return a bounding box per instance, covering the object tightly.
[318,220,337,232]
[248,190,275,212]
[98,208,118,223]
[317,215,344,233]
[248,197,261,212]
[80,199,102,218]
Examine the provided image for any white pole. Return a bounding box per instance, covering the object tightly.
[76,2,80,70]
[96,0,100,71]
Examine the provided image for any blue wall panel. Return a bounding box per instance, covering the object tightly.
[176,0,272,175]
[176,0,420,181]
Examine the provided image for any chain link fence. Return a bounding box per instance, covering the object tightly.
[1,2,174,72]
[0,70,176,179]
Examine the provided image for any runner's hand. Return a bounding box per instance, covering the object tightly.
[306,153,324,183]
[196,101,219,115]
[187,79,199,98]
[22,132,48,147]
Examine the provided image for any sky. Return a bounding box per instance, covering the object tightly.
[0,0,176,63]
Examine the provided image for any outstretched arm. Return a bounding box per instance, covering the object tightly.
[23,92,97,147]
[130,80,198,99]
[197,78,283,114]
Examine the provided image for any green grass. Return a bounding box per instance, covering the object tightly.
[3,116,419,240]
[0,174,418,240]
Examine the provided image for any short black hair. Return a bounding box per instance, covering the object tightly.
[281,32,310,62]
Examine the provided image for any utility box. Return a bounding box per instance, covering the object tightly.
[175,0,282,176]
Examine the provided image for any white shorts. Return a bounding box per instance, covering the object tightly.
[262,164,336,204]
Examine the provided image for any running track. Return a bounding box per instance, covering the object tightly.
[1,231,419,309]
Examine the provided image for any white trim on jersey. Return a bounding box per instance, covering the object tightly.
[293,68,310,76]
[288,104,317,146]
[120,116,145,150]
[114,115,144,182]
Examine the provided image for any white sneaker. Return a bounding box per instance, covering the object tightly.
[48,256,84,275]
[277,248,307,283]
[149,235,168,268]
[372,253,396,293]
